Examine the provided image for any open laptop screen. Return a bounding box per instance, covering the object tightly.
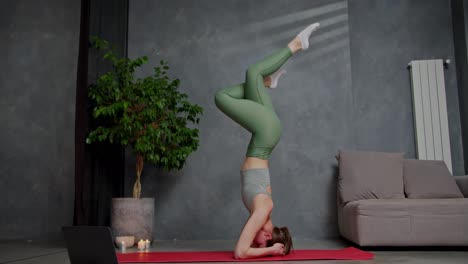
[63,226,118,264]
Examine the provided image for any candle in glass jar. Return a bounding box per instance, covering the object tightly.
[145,239,150,249]
[137,239,146,250]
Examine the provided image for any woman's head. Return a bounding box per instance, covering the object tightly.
[266,226,293,255]
[253,219,274,247]
[253,228,272,247]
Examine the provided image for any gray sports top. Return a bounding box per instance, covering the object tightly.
[240,168,272,212]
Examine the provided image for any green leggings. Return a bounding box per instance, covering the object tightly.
[214,47,293,160]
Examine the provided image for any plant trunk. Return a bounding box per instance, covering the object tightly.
[133,153,144,198]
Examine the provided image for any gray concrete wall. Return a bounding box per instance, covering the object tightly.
[348,0,464,175]
[127,0,464,240]
[127,0,353,240]
[0,0,80,241]
[2,0,462,243]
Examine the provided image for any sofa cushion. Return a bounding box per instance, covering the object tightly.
[404,159,463,199]
[339,198,468,246]
[338,150,405,203]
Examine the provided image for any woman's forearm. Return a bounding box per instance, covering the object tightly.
[236,246,273,259]
[234,207,272,259]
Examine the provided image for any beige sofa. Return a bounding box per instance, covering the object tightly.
[336,150,468,246]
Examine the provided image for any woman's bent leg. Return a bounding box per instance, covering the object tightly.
[245,47,292,111]
[214,84,281,159]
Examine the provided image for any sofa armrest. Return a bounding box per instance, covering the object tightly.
[455,175,468,197]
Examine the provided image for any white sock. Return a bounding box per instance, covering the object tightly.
[296,22,320,50]
[268,69,286,89]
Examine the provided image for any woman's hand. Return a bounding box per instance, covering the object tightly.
[270,243,285,256]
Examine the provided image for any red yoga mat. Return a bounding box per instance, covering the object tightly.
[117,247,374,263]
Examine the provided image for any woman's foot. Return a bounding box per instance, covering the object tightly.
[264,69,286,89]
[297,22,320,50]
[288,22,320,53]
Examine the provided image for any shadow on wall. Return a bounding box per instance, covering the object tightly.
[217,0,350,62]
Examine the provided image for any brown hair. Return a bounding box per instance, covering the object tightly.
[266,226,293,255]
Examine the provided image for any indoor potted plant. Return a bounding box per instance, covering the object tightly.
[86,36,203,242]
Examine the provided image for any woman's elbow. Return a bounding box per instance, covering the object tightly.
[234,249,247,260]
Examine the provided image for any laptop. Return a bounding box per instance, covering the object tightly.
[62,226,118,264]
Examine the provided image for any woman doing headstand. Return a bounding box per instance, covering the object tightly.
[214,23,320,259]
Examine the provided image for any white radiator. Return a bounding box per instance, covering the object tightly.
[408,59,452,174]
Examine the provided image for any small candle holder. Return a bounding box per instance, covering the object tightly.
[145,239,151,250]
[115,236,135,249]
[137,239,146,251]
[119,241,126,252]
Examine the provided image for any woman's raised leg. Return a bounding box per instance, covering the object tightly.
[244,48,293,111]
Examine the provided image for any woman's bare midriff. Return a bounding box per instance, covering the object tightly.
[241,156,269,171]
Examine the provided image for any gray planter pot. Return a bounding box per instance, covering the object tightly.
[111,198,154,242]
